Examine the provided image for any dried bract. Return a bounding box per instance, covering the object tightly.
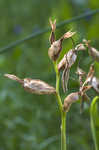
[62,30,76,39]
[63,92,79,112]
[49,19,56,44]
[4,74,23,84]
[4,74,56,95]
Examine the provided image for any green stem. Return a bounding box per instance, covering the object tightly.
[90,96,99,150]
[54,61,63,114]
[53,61,66,150]
[61,111,66,150]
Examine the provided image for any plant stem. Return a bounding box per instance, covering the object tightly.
[53,61,66,150]
[54,61,63,114]
[90,96,99,150]
[61,111,66,150]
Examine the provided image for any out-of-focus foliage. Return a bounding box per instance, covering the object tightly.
[0,0,99,150]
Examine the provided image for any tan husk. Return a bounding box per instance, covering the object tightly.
[48,29,76,61]
[63,92,79,112]
[4,74,56,95]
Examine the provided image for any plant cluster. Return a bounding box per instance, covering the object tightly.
[4,19,99,150]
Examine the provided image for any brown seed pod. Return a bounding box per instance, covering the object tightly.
[4,74,23,84]
[48,31,76,61]
[58,49,77,92]
[49,19,56,44]
[75,43,86,51]
[63,92,79,112]
[4,74,56,95]
[23,78,56,95]
[58,49,77,71]
[48,39,63,61]
[88,47,99,62]
[83,39,99,62]
[91,76,99,93]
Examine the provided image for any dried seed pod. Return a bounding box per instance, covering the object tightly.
[76,67,86,87]
[48,31,76,61]
[91,76,99,93]
[4,74,23,84]
[75,43,86,51]
[58,49,77,71]
[82,63,94,88]
[88,47,99,62]
[49,19,56,44]
[62,30,76,39]
[58,49,77,92]
[4,74,56,95]
[83,39,99,62]
[48,39,63,61]
[63,92,79,112]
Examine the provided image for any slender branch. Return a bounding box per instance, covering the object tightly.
[0,9,99,54]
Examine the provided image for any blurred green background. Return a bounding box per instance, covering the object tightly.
[0,0,99,150]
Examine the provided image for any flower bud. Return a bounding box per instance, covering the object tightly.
[63,92,79,112]
[4,74,56,95]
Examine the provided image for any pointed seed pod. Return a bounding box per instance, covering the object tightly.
[4,74,56,95]
[63,92,79,112]
[4,74,23,84]
[49,19,56,44]
[48,31,76,61]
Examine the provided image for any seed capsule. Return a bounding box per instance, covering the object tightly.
[88,47,99,62]
[4,74,56,95]
[49,19,56,44]
[63,92,79,112]
[58,49,77,71]
[75,43,86,51]
[91,76,99,93]
[83,39,99,62]
[48,31,76,61]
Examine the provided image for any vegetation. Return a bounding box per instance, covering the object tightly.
[0,1,99,150]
